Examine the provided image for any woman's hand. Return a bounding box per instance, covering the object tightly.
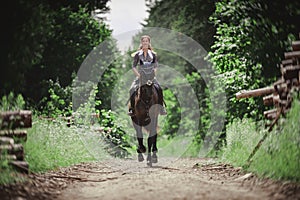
[153,68,157,76]
[133,67,140,78]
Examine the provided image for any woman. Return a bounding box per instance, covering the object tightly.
[128,35,167,116]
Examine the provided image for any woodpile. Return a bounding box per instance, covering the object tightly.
[236,33,300,131]
[0,110,32,173]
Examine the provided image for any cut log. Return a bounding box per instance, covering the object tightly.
[9,161,29,174]
[292,41,300,51]
[0,130,27,141]
[279,99,292,109]
[274,82,288,94]
[0,154,17,160]
[235,87,275,99]
[263,94,273,106]
[0,137,14,145]
[0,110,32,129]
[0,143,23,151]
[0,144,24,160]
[284,51,300,59]
[264,109,277,120]
[273,95,280,106]
[281,59,294,66]
[262,94,280,107]
[291,78,299,87]
[281,65,300,80]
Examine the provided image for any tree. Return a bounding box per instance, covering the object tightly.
[209,0,300,122]
[0,0,111,104]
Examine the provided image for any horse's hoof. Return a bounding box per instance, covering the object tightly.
[152,153,158,163]
[137,145,146,153]
[146,154,152,166]
[147,161,152,167]
[138,153,144,162]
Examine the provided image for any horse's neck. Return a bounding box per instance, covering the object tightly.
[138,85,153,102]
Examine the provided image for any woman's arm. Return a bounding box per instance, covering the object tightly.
[153,52,158,76]
[132,53,140,78]
[133,67,140,78]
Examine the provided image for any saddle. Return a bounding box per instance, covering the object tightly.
[128,84,165,108]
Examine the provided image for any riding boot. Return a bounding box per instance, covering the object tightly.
[128,91,136,116]
[157,85,167,115]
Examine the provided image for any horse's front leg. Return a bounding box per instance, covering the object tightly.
[147,136,152,166]
[134,123,146,162]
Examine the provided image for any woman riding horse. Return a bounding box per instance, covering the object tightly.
[128,35,167,166]
[128,35,167,116]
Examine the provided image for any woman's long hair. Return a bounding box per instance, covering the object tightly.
[138,35,153,50]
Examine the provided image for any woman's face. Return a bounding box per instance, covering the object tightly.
[141,37,150,49]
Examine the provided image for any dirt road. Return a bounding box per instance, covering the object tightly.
[1,157,300,200]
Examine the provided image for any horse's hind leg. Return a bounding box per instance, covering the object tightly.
[147,116,158,166]
[147,136,153,167]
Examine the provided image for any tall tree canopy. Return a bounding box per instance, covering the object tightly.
[143,0,300,146]
[145,0,216,51]
[209,0,300,122]
[0,0,111,103]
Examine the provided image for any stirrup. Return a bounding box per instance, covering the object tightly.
[128,109,135,116]
[160,107,167,115]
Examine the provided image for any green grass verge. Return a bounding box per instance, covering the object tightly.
[0,117,109,185]
[25,117,109,172]
[221,100,300,181]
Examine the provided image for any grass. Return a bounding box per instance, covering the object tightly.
[0,117,109,185]
[25,117,109,172]
[221,100,300,181]
[0,159,27,185]
[250,101,300,181]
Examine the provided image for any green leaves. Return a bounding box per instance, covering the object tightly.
[1,0,111,105]
[209,0,300,122]
[0,92,25,112]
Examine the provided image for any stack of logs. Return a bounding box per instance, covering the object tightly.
[0,110,32,173]
[236,33,300,131]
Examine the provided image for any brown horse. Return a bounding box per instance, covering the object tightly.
[130,65,160,167]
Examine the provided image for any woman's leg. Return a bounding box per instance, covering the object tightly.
[153,79,167,115]
[128,78,139,116]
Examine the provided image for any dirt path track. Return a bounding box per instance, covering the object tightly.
[1,157,300,200]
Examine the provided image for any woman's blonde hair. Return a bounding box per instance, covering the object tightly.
[131,35,156,57]
[138,35,153,50]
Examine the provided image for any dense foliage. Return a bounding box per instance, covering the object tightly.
[1,0,111,105]
[1,0,299,184]
[144,0,300,145]
[209,0,300,122]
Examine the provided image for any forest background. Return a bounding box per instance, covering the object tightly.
[0,0,299,184]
